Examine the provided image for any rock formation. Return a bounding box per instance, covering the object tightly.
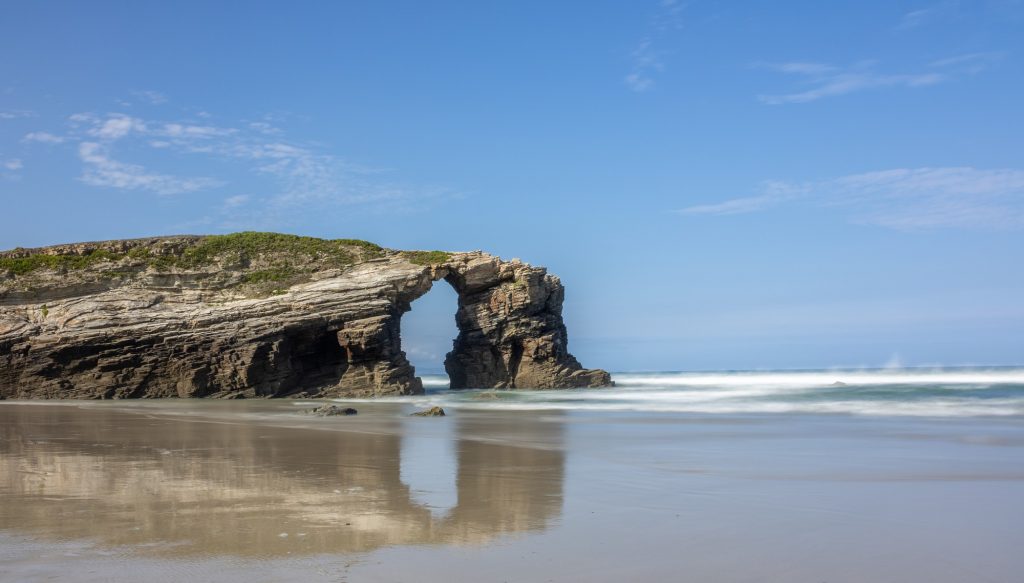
[0,233,610,399]
[411,406,446,417]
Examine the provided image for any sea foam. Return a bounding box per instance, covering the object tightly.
[353,368,1024,418]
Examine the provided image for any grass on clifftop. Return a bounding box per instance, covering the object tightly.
[403,250,452,266]
[0,249,123,276]
[169,232,384,269]
[0,232,386,277]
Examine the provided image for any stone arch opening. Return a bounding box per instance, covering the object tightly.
[399,278,459,390]
[249,253,610,398]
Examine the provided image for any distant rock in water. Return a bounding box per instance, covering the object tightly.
[307,405,358,417]
[411,406,446,417]
[832,381,848,387]
[0,232,611,399]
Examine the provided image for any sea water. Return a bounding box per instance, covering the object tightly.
[376,367,1024,417]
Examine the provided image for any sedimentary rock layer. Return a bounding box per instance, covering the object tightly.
[0,234,610,398]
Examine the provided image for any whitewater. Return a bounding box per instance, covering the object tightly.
[342,367,1024,417]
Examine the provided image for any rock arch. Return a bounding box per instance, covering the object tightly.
[0,237,611,399]
[332,252,611,396]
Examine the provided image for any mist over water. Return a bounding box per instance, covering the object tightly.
[391,368,1024,417]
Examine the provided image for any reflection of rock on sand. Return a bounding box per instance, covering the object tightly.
[0,405,565,557]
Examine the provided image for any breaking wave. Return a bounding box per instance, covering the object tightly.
[352,367,1024,418]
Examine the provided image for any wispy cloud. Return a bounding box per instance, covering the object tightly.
[3,159,22,171]
[77,141,219,195]
[222,194,250,208]
[625,39,662,92]
[757,49,1004,104]
[247,121,282,135]
[678,167,1024,230]
[757,60,949,104]
[897,1,958,30]
[130,90,168,105]
[87,114,148,140]
[761,62,838,75]
[23,131,66,144]
[624,0,685,92]
[678,181,809,215]
[0,110,35,120]
[929,51,1004,73]
[22,101,456,222]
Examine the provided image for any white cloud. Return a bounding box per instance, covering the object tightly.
[679,181,809,215]
[678,167,1024,230]
[23,131,65,144]
[757,60,955,104]
[74,113,237,146]
[159,123,236,139]
[624,39,662,92]
[44,104,455,216]
[0,110,35,120]
[89,114,148,140]
[623,1,685,92]
[77,141,218,195]
[899,8,936,29]
[3,159,23,170]
[131,90,167,105]
[248,121,282,135]
[68,112,97,124]
[897,2,957,30]
[757,61,836,75]
[929,51,1004,74]
[624,72,654,92]
[223,194,250,208]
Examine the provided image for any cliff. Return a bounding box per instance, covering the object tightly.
[0,233,611,399]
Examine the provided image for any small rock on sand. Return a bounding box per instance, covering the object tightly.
[411,406,446,417]
[307,405,358,417]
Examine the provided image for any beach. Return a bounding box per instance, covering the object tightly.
[2,370,1023,582]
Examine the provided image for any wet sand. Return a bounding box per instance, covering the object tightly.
[1,400,1022,582]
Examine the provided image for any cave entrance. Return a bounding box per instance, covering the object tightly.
[401,279,459,390]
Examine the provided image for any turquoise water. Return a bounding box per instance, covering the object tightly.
[341,367,1024,417]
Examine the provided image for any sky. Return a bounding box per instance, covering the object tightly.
[2,0,1023,372]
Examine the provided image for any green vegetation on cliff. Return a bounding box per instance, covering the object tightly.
[0,232,386,277]
[0,233,463,300]
[0,249,122,276]
[173,232,384,269]
[403,250,452,266]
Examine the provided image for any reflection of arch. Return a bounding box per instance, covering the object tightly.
[441,415,565,538]
[400,414,458,515]
[0,404,566,556]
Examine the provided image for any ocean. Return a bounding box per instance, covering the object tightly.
[367,367,1024,417]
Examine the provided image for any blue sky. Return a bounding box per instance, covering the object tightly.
[2,1,1023,371]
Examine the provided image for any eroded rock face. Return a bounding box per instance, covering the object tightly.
[0,235,610,399]
[442,255,611,389]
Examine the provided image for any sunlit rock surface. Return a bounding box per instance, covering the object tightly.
[0,233,610,398]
